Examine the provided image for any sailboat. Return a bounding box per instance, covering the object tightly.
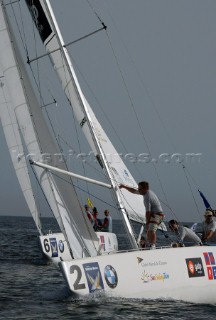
[1,0,216,304]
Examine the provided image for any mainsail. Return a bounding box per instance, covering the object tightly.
[0,1,99,258]
[25,0,148,248]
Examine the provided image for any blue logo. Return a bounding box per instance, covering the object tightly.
[49,238,58,257]
[104,265,118,288]
[83,262,104,293]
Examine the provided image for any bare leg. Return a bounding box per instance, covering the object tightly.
[147,230,156,244]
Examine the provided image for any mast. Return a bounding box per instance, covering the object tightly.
[26,0,144,248]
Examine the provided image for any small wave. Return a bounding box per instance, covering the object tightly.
[39,285,72,301]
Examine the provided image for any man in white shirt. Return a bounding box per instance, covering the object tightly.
[100,210,112,232]
[168,219,202,246]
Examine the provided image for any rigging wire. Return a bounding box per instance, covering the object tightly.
[54,46,91,205]
[57,135,109,179]
[84,1,146,180]
[86,0,174,218]
[182,165,202,222]
[99,0,178,152]
[40,168,118,211]
[70,57,131,158]
[10,0,28,57]
[104,26,175,219]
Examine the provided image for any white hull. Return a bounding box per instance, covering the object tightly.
[40,232,118,266]
[60,246,216,304]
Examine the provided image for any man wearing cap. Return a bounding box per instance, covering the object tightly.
[201,210,216,243]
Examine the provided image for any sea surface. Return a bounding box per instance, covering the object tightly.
[0,216,216,320]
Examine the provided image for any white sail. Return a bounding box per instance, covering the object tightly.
[25,0,149,247]
[0,72,42,234]
[0,2,99,258]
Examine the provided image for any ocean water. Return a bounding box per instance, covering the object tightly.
[0,216,216,320]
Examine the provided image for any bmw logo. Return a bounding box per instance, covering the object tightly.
[104,265,118,288]
[58,240,64,253]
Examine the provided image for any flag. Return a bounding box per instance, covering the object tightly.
[87,198,94,208]
[198,189,211,209]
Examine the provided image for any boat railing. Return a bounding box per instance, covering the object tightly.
[103,245,173,255]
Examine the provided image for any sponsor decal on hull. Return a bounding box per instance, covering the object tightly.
[141,271,169,283]
[43,237,66,257]
[185,258,205,278]
[137,258,167,268]
[203,252,216,280]
[49,238,58,257]
[137,257,169,284]
[58,240,64,253]
[104,265,118,289]
[83,262,104,293]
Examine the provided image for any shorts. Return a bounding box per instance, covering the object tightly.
[148,213,164,232]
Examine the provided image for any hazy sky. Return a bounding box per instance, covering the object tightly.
[1,0,216,222]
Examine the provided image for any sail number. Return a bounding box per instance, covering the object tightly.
[44,239,50,252]
[70,265,86,290]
